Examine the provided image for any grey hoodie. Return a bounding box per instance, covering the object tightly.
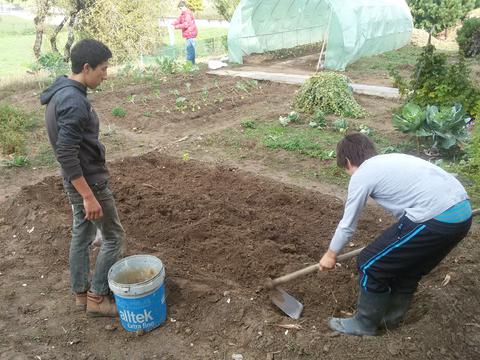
[40,76,108,185]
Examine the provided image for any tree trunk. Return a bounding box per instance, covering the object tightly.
[33,0,50,59]
[63,11,79,62]
[50,15,69,54]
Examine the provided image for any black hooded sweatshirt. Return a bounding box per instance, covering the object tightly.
[40,76,108,185]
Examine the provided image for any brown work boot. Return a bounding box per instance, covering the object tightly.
[86,292,117,317]
[75,292,87,310]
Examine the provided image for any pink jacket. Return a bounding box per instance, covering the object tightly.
[173,9,198,39]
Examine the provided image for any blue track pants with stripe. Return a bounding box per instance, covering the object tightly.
[358,215,472,294]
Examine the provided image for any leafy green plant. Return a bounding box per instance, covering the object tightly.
[310,109,326,129]
[234,80,258,94]
[155,57,178,74]
[2,154,29,168]
[111,107,127,117]
[392,103,425,133]
[445,121,480,205]
[392,102,471,153]
[235,81,248,93]
[175,97,188,109]
[180,61,199,73]
[30,52,69,77]
[358,124,372,136]
[278,111,300,127]
[201,87,209,102]
[457,17,480,57]
[294,72,366,118]
[333,118,349,134]
[241,120,256,129]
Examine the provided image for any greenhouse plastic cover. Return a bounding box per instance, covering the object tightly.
[228,0,413,70]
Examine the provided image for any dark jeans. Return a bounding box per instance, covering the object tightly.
[358,216,472,294]
[64,180,125,295]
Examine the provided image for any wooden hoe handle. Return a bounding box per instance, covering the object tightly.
[269,247,364,288]
[267,209,480,289]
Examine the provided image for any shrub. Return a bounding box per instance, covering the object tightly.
[457,17,480,57]
[294,72,366,118]
[391,45,480,119]
[30,52,70,77]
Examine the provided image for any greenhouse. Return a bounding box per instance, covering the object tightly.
[228,0,414,70]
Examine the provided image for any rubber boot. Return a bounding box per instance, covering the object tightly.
[86,292,118,317]
[329,289,390,336]
[382,292,413,329]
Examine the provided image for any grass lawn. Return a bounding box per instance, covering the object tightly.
[0,15,37,77]
[346,45,423,73]
[0,14,228,79]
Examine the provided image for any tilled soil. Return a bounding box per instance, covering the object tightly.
[1,153,479,359]
[1,69,479,360]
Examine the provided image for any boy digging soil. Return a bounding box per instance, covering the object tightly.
[41,39,124,317]
[319,133,472,336]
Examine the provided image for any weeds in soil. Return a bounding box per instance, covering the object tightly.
[112,107,127,117]
[242,121,341,160]
[234,79,259,94]
[0,104,39,155]
[175,97,188,110]
[201,87,209,102]
[2,154,29,168]
[241,120,256,129]
[126,94,136,104]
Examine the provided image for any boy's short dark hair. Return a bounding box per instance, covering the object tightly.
[70,39,112,74]
[336,133,377,169]
[178,1,187,8]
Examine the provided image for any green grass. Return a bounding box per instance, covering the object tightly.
[346,45,423,73]
[0,15,227,79]
[0,14,34,34]
[0,103,39,156]
[240,120,342,159]
[0,15,69,78]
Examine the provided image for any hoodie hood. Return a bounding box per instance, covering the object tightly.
[40,76,87,105]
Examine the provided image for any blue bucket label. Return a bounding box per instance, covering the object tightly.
[114,283,166,332]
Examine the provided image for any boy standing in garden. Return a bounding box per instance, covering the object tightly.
[319,133,472,336]
[40,39,124,318]
[173,0,198,64]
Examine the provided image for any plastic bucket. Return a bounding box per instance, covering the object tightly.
[108,255,166,332]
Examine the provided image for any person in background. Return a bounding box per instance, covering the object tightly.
[173,0,198,64]
[41,39,125,318]
[319,133,472,336]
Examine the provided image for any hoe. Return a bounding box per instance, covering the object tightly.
[266,208,479,319]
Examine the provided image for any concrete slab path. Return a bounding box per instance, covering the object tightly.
[207,69,400,99]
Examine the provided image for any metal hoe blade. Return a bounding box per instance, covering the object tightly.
[270,286,303,319]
